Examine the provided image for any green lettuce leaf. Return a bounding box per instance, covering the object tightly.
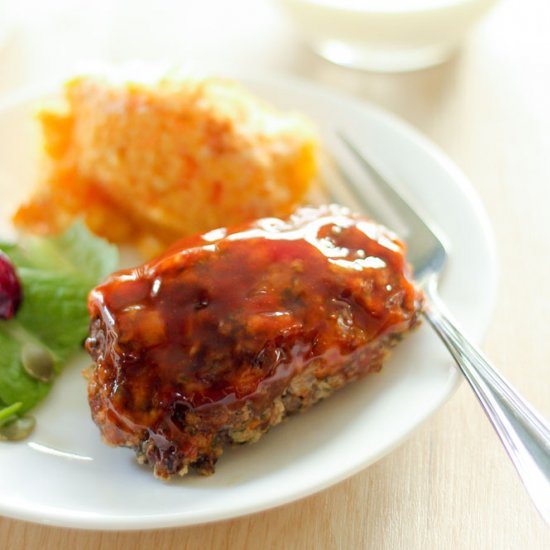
[0,221,118,416]
[0,221,118,284]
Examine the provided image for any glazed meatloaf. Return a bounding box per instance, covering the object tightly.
[86,205,423,479]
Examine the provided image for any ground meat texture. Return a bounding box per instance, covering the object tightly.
[85,204,423,479]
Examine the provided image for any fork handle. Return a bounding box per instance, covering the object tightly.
[423,282,550,525]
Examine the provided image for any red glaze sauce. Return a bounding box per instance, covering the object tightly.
[86,205,422,462]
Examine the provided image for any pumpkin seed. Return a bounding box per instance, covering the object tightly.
[21,342,54,382]
[0,415,35,441]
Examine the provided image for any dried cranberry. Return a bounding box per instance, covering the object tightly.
[0,251,22,320]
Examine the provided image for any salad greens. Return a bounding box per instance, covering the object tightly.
[0,222,118,432]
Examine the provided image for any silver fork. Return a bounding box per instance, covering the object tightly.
[337,134,550,525]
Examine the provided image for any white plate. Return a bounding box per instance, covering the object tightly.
[0,75,497,530]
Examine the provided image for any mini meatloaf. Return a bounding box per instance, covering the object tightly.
[86,205,423,479]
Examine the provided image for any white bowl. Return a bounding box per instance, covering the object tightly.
[274,0,499,72]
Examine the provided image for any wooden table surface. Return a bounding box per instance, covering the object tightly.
[1,0,549,547]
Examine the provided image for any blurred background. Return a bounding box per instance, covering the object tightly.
[0,0,547,146]
[0,0,538,89]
